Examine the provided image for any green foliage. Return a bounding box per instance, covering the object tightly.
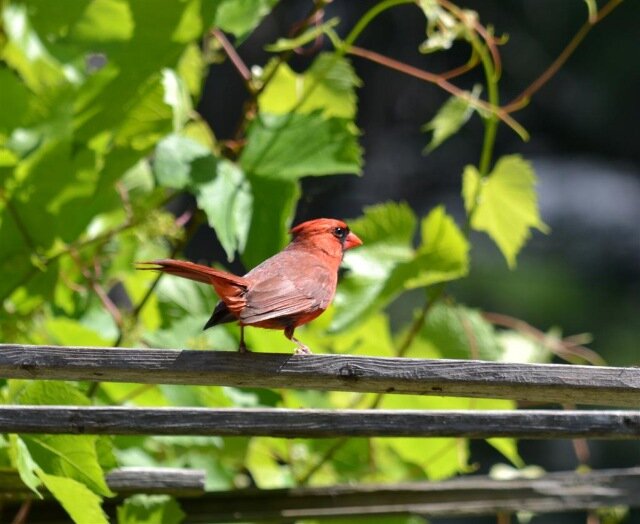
[422,85,481,152]
[0,0,601,521]
[463,155,549,267]
[117,495,185,524]
[332,203,469,332]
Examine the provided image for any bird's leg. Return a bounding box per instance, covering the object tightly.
[238,325,250,353]
[284,326,312,355]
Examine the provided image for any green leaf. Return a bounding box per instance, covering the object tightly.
[153,135,251,261]
[10,381,113,497]
[258,53,361,119]
[9,435,43,497]
[422,85,481,152]
[419,302,502,361]
[486,437,525,468]
[192,159,253,262]
[241,177,299,269]
[239,112,362,180]
[117,494,185,524]
[463,155,549,268]
[153,134,212,189]
[37,471,108,524]
[265,18,340,52]
[331,204,468,332]
[214,0,279,39]
[44,317,110,346]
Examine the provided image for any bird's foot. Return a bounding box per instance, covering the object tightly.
[238,342,251,353]
[294,344,312,355]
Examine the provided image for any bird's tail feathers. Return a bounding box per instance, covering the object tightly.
[136,259,248,314]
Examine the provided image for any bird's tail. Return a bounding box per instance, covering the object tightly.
[136,259,248,314]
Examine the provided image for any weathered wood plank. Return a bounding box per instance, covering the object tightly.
[1,344,639,407]
[0,406,637,439]
[2,468,639,521]
[0,467,205,497]
[172,467,640,520]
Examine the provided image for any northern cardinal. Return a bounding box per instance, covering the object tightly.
[137,218,362,354]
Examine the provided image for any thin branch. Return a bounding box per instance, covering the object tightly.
[503,0,624,113]
[482,312,606,366]
[347,45,528,140]
[211,28,252,84]
[297,438,348,485]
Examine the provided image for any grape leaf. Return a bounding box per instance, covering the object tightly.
[331,203,468,332]
[258,53,361,119]
[37,471,108,524]
[240,112,362,180]
[463,155,549,268]
[422,85,481,152]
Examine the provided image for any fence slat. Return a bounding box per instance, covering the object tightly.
[0,406,638,439]
[1,344,639,407]
[167,467,640,521]
[0,467,205,497]
[2,468,638,521]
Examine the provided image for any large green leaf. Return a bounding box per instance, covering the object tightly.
[239,112,362,180]
[117,494,185,524]
[241,177,299,269]
[419,302,503,361]
[11,381,113,497]
[259,53,361,119]
[37,471,108,524]
[331,203,469,332]
[463,155,549,268]
[153,135,251,261]
[9,435,42,497]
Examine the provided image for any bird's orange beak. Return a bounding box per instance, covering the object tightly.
[344,231,363,250]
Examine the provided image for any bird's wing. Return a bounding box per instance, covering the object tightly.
[239,260,335,326]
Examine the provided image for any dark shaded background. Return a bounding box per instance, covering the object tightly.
[198,2,639,522]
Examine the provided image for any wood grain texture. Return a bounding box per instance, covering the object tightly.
[1,468,638,521]
[0,467,205,497]
[1,344,639,406]
[171,467,640,521]
[0,406,638,439]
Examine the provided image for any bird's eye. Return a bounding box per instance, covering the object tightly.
[332,226,347,239]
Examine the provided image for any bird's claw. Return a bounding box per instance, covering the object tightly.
[238,342,251,353]
[294,344,312,355]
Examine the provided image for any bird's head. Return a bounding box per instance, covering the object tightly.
[290,218,363,254]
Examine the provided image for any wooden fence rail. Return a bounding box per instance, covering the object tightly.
[1,468,638,522]
[1,344,639,407]
[0,467,205,497]
[0,406,638,439]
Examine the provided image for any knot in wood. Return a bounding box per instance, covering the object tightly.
[338,363,362,380]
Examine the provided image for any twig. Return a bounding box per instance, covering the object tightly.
[211,28,252,84]
[10,499,32,524]
[482,312,606,366]
[347,45,528,140]
[503,0,624,112]
[297,438,348,485]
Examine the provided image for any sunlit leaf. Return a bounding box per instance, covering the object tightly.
[332,204,468,332]
[11,381,114,497]
[9,435,43,497]
[37,471,108,524]
[213,0,279,39]
[240,112,362,180]
[422,85,481,152]
[463,155,549,268]
[486,438,525,468]
[259,53,361,119]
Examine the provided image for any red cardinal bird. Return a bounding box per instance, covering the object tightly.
[137,218,362,354]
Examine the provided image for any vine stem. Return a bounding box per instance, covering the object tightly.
[503,0,624,113]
